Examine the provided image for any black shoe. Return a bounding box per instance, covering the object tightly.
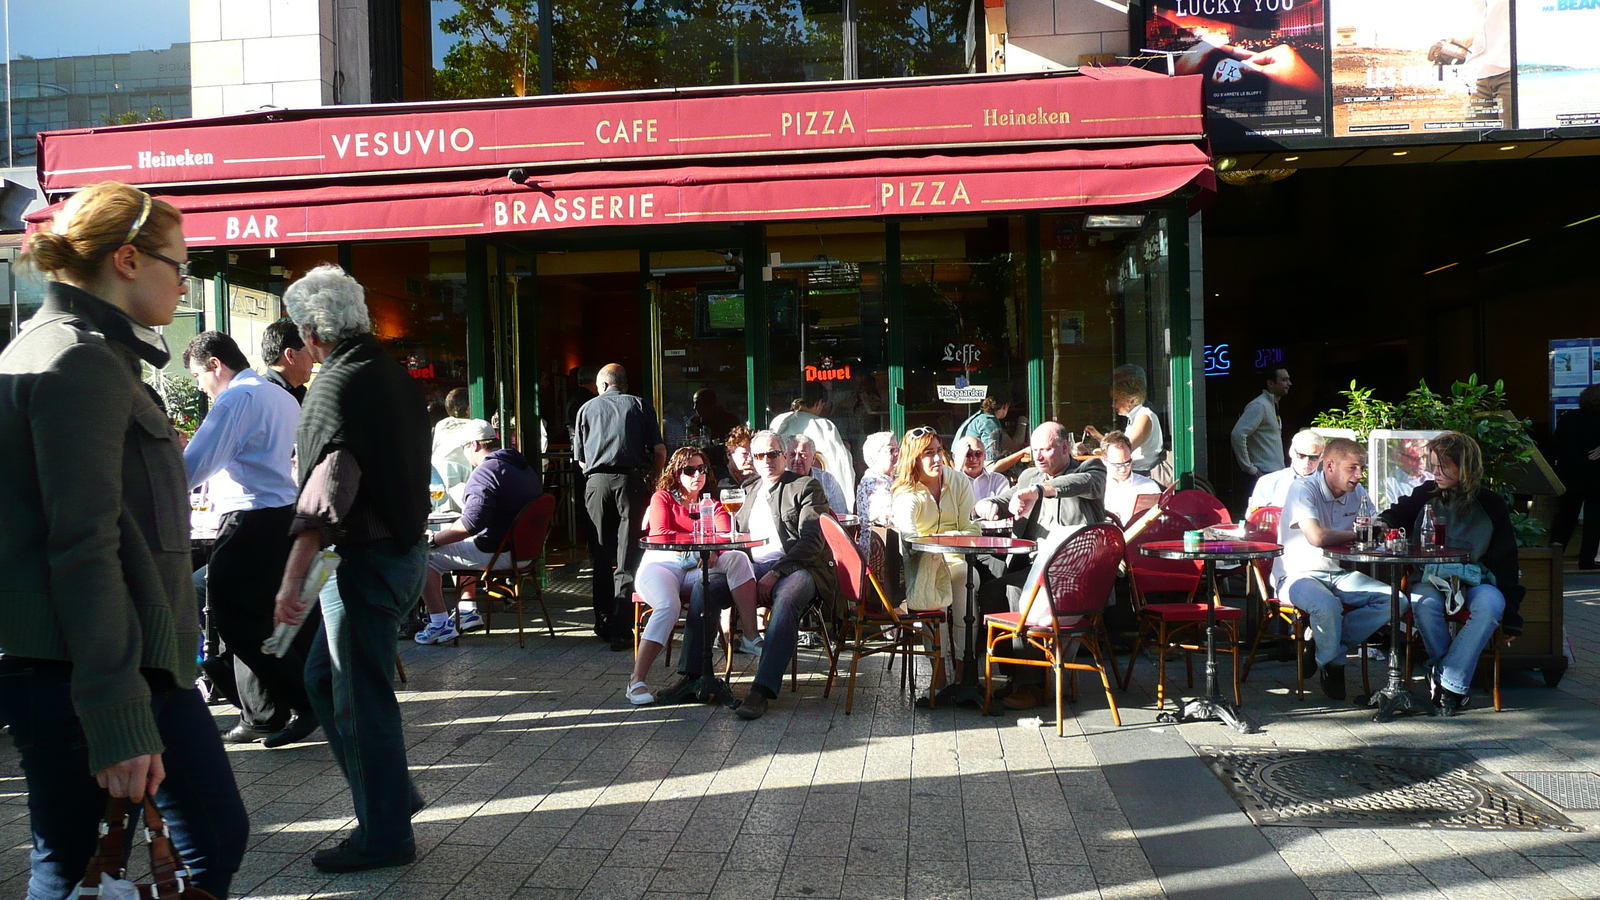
[656,674,702,705]
[1436,685,1467,717]
[262,713,319,749]
[1426,664,1444,706]
[609,635,633,652]
[221,722,273,744]
[735,688,769,720]
[1319,663,1347,701]
[311,840,416,873]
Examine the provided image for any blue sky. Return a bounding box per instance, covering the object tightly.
[6,0,191,58]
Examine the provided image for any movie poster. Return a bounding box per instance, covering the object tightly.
[1516,0,1600,129]
[1331,0,1512,136]
[1145,0,1328,139]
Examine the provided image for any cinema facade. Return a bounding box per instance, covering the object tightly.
[32,68,1213,479]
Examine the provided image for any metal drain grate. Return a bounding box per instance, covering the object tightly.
[1198,747,1581,832]
[1504,772,1600,810]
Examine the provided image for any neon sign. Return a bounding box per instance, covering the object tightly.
[1203,344,1231,377]
[805,364,852,382]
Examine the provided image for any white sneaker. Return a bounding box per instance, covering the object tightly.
[457,609,485,633]
[414,620,460,645]
[626,681,655,705]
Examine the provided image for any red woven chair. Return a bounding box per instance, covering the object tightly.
[1240,506,1306,695]
[446,493,557,647]
[1120,490,1241,707]
[822,516,947,713]
[983,523,1126,734]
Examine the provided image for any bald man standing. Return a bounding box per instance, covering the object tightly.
[574,364,667,648]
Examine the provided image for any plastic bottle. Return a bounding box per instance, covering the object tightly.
[1354,495,1375,548]
[700,496,717,538]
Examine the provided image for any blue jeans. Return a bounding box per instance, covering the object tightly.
[305,538,427,856]
[1413,582,1505,696]
[1281,569,1400,667]
[0,659,248,900]
[681,559,817,698]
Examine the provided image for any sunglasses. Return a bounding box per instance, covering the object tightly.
[1108,460,1134,469]
[907,426,936,439]
[964,450,985,459]
[1292,451,1322,461]
[681,464,709,476]
[752,449,784,461]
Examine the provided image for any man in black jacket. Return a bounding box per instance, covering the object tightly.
[665,430,834,719]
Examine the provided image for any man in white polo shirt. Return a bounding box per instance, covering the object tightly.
[1274,437,1396,700]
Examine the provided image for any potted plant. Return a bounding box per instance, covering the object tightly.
[1313,375,1567,685]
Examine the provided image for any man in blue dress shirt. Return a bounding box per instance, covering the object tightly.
[184,331,316,748]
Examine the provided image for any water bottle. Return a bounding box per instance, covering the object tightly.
[1419,505,1436,548]
[1354,495,1375,549]
[700,496,717,538]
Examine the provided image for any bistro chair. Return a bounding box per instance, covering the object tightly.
[1120,490,1242,708]
[1401,577,1505,712]
[1240,506,1308,696]
[632,587,737,675]
[983,523,1126,734]
[445,493,557,647]
[821,515,947,713]
[787,516,847,695]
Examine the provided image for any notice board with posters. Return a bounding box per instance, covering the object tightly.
[1551,338,1600,425]
[1516,0,1600,129]
[1144,0,1328,140]
[1330,0,1512,136]
[1144,0,1600,143]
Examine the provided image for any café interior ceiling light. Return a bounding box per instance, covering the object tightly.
[1392,150,1408,156]
[1499,145,1517,151]
[1282,155,1300,162]
[1083,213,1147,230]
[1424,262,1459,275]
[1216,157,1238,172]
[1216,168,1295,187]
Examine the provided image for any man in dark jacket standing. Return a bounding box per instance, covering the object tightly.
[573,363,666,648]
[665,429,835,719]
[273,265,431,873]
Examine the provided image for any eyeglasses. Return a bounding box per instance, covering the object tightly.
[1292,451,1322,461]
[907,426,936,439]
[136,246,191,279]
[681,464,709,476]
[751,449,784,461]
[1108,460,1134,469]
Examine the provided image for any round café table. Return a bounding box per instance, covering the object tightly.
[1324,544,1469,722]
[1139,540,1283,734]
[638,533,768,709]
[904,534,1036,708]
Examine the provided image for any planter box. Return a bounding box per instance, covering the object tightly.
[1506,544,1567,686]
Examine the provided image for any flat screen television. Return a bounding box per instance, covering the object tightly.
[699,290,744,336]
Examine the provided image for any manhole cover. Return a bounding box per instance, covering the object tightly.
[1505,772,1600,810]
[1198,747,1580,832]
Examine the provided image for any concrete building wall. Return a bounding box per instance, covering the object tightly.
[1000,0,1131,71]
[190,0,369,118]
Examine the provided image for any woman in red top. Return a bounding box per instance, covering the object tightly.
[628,447,757,704]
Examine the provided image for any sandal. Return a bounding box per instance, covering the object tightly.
[626,681,655,706]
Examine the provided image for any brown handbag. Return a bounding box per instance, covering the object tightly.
[76,797,217,900]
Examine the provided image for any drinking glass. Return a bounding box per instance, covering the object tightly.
[720,488,745,532]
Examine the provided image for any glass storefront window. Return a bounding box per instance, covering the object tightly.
[899,217,1029,455]
[647,248,751,461]
[765,220,889,477]
[1038,214,1172,471]
[214,245,340,369]
[857,0,973,80]
[351,241,472,413]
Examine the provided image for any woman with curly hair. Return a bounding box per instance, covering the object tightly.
[628,447,760,704]
[1379,431,1524,715]
[720,424,756,491]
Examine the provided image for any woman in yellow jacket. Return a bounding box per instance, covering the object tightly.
[891,427,979,688]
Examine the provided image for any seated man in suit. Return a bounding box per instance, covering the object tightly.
[663,429,834,720]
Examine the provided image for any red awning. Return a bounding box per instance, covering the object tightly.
[29,144,1212,246]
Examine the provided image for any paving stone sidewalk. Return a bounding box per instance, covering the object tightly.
[1,569,1597,900]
